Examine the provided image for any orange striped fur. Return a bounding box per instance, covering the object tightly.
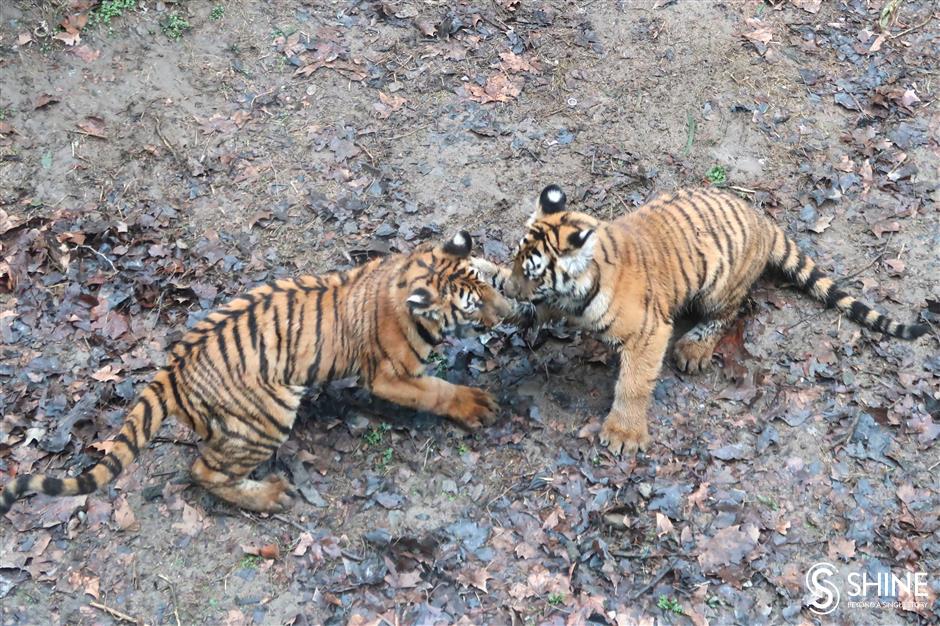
[480,185,927,455]
[2,232,517,513]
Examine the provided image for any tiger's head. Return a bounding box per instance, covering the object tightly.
[401,231,514,343]
[506,184,600,306]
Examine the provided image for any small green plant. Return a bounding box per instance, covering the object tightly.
[375,446,393,470]
[456,443,470,455]
[239,554,262,569]
[363,422,391,447]
[705,165,727,186]
[161,13,190,40]
[657,595,684,615]
[90,0,137,26]
[755,493,779,511]
[210,5,225,20]
[0,107,7,121]
[547,592,564,606]
[706,595,721,609]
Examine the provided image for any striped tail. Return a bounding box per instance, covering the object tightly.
[766,224,927,340]
[1,371,172,515]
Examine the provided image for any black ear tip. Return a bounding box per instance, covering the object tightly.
[442,231,473,257]
[567,229,593,248]
[539,184,566,213]
[407,287,432,308]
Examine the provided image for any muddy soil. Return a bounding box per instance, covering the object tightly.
[1,1,938,625]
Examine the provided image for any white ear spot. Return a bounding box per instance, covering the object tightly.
[452,232,465,247]
[546,188,563,204]
[407,293,427,305]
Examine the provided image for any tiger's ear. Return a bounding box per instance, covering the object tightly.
[406,287,432,309]
[441,231,472,258]
[567,229,594,249]
[539,185,567,214]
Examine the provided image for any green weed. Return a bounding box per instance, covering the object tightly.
[90,0,137,26]
[547,592,564,606]
[705,165,727,186]
[161,13,190,40]
[657,595,683,614]
[364,422,391,447]
[239,554,262,569]
[210,5,225,20]
[456,443,470,455]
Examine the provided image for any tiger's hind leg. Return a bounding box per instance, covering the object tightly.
[191,441,296,513]
[190,392,301,512]
[674,296,746,374]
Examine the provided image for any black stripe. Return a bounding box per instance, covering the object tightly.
[114,433,140,457]
[140,395,155,438]
[850,300,869,322]
[803,267,827,294]
[415,319,439,346]
[231,317,248,375]
[101,454,123,477]
[284,290,296,382]
[76,474,96,494]
[42,476,64,496]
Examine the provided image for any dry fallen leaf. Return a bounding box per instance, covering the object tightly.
[743,19,773,46]
[790,0,822,13]
[457,567,493,592]
[91,364,123,382]
[34,94,60,110]
[466,74,522,104]
[78,116,108,139]
[18,31,34,46]
[827,537,856,561]
[810,214,834,233]
[113,494,138,531]
[884,258,906,275]
[499,51,539,74]
[71,45,100,63]
[655,512,675,537]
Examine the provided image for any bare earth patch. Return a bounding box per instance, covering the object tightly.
[1,1,938,624]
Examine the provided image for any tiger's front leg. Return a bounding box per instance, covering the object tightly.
[370,372,498,430]
[600,323,672,455]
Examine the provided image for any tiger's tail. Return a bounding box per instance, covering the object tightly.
[1,370,173,515]
[766,223,927,340]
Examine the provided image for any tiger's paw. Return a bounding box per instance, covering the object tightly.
[447,387,499,429]
[599,419,650,456]
[673,336,716,374]
[251,474,296,513]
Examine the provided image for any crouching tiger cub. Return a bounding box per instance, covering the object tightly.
[475,185,928,455]
[2,232,519,514]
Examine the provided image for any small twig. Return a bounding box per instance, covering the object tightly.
[152,116,182,164]
[387,124,429,141]
[728,185,759,195]
[77,244,118,274]
[152,436,198,448]
[837,413,862,449]
[889,11,936,38]
[355,141,376,166]
[630,558,678,600]
[272,513,308,533]
[88,601,139,624]
[158,574,182,626]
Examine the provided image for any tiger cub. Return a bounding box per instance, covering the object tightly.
[475,185,928,455]
[2,232,518,513]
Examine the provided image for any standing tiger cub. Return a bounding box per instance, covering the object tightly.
[476,185,928,455]
[2,232,518,514]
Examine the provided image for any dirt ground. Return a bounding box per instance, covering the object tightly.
[1,1,938,625]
